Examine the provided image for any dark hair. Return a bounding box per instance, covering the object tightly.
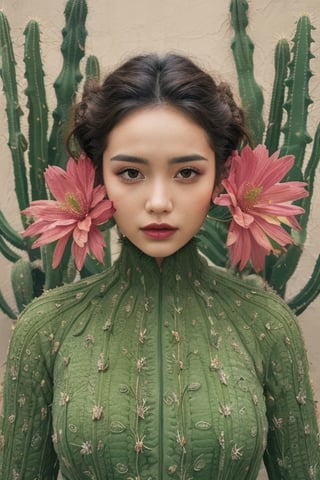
[67,53,250,184]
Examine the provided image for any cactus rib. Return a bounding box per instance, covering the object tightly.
[0,289,17,320]
[0,235,21,263]
[24,20,48,201]
[11,259,34,313]
[0,12,29,217]
[230,0,264,145]
[265,38,290,154]
[85,55,100,84]
[48,0,88,168]
[280,15,314,172]
[288,255,320,315]
[269,122,320,296]
[0,210,25,250]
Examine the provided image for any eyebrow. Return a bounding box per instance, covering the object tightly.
[110,154,208,164]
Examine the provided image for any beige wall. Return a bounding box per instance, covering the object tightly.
[0,0,320,408]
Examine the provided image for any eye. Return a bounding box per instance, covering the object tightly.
[118,168,144,182]
[176,168,200,180]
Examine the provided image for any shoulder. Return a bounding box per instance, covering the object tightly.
[203,262,306,361]
[7,263,119,364]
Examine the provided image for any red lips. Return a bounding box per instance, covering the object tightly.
[141,223,177,239]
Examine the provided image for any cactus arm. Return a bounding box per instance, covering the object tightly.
[268,122,320,296]
[280,15,314,173]
[265,38,290,154]
[23,20,48,201]
[229,0,264,145]
[266,245,302,298]
[11,259,34,313]
[298,122,320,233]
[0,12,29,218]
[0,210,25,250]
[287,254,320,316]
[48,0,88,168]
[0,289,17,320]
[0,236,21,263]
[265,17,318,295]
[85,54,100,84]
[42,244,64,291]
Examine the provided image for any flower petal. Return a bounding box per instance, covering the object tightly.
[227,223,251,270]
[231,206,254,228]
[22,155,114,269]
[73,217,92,248]
[90,200,115,224]
[87,226,106,264]
[52,235,70,269]
[71,241,88,271]
[31,224,74,248]
[213,144,308,271]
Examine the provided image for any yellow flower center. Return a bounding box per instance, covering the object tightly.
[243,184,263,208]
[61,192,82,215]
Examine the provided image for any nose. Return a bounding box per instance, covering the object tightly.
[145,180,173,214]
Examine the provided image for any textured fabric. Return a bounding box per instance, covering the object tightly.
[0,239,319,479]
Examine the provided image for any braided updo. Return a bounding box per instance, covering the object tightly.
[67,53,250,185]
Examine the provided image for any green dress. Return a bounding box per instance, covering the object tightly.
[0,239,319,479]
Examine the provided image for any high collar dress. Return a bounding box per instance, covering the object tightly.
[1,239,319,479]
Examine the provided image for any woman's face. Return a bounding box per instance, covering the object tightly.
[103,105,216,265]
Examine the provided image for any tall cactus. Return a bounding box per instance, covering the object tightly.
[198,0,320,315]
[0,0,107,319]
[0,12,29,218]
[229,0,265,145]
[48,0,88,169]
[24,20,48,202]
[264,38,290,154]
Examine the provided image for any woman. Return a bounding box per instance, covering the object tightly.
[1,53,319,479]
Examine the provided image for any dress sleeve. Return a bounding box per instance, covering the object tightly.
[0,304,59,479]
[262,299,320,479]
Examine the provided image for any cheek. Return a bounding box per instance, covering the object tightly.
[183,192,211,227]
[197,185,215,209]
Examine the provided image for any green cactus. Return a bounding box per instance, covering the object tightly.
[11,259,34,313]
[0,0,112,318]
[24,20,48,202]
[229,0,265,145]
[48,0,88,169]
[198,0,320,315]
[264,38,290,154]
[267,15,319,303]
[1,0,320,319]
[280,15,314,171]
[0,12,29,219]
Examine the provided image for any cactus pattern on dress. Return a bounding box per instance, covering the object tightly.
[1,239,319,479]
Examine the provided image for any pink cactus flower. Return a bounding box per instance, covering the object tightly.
[22,155,115,271]
[214,145,308,272]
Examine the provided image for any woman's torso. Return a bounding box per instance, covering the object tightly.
[52,241,269,479]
